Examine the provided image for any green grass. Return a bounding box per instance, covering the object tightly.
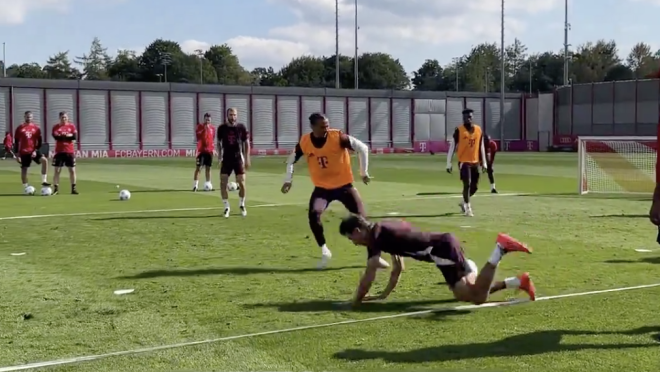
[0,153,658,372]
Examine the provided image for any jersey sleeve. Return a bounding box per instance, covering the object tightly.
[239,124,249,141]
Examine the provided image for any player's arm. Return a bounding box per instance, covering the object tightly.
[283,143,304,183]
[446,128,459,169]
[479,133,487,169]
[339,133,369,177]
[35,128,43,150]
[241,127,250,166]
[353,251,381,305]
[13,129,20,154]
[215,126,223,159]
[375,255,404,300]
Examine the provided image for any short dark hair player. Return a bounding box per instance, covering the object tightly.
[51,111,78,194]
[193,113,215,191]
[217,108,250,217]
[15,111,50,188]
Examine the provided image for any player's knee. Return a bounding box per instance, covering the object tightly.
[469,182,478,194]
[308,209,322,224]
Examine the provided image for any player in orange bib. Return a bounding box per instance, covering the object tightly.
[282,113,388,269]
[446,108,488,217]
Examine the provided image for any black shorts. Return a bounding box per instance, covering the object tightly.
[459,162,480,183]
[309,183,364,215]
[196,152,213,167]
[220,158,245,175]
[19,151,44,168]
[431,234,468,288]
[52,152,76,168]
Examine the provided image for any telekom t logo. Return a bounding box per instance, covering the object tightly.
[419,142,427,152]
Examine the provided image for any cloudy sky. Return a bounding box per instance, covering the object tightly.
[0,0,658,73]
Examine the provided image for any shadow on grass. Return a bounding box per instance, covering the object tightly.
[94,214,219,220]
[107,189,191,194]
[334,326,660,363]
[514,193,649,202]
[369,212,460,219]
[605,257,660,265]
[244,298,460,313]
[0,193,27,197]
[416,192,459,196]
[590,214,647,218]
[119,265,363,279]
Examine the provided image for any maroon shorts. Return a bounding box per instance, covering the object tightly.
[220,158,244,175]
[459,162,480,183]
[309,183,364,215]
[431,233,467,288]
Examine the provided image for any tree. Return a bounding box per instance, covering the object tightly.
[6,63,46,79]
[279,56,327,87]
[570,40,620,83]
[251,67,286,86]
[139,39,186,82]
[355,53,409,90]
[203,45,252,85]
[108,50,142,81]
[43,51,80,79]
[412,59,445,90]
[75,37,112,80]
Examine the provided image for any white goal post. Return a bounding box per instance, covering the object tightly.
[578,136,656,195]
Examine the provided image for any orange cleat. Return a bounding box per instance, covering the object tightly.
[518,272,536,301]
[496,233,532,254]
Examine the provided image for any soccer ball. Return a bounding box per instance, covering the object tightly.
[203,181,213,191]
[41,187,52,196]
[118,189,131,201]
[24,186,35,195]
[227,182,239,191]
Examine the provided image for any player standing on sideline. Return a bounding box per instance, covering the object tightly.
[193,113,216,192]
[483,134,498,193]
[649,120,660,231]
[51,111,78,195]
[446,109,488,216]
[282,113,389,269]
[14,111,50,188]
[3,131,14,159]
[338,215,535,306]
[217,108,250,217]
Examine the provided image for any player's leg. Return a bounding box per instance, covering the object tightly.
[468,165,480,215]
[19,154,31,186]
[235,163,247,217]
[52,154,63,195]
[459,163,472,216]
[66,154,78,194]
[219,162,231,217]
[203,153,213,188]
[193,155,203,191]
[308,188,332,268]
[487,160,497,193]
[453,234,534,304]
[36,152,50,186]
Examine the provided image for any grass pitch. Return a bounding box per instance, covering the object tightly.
[0,153,658,372]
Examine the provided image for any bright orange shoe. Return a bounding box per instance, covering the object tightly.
[518,272,536,301]
[496,233,532,254]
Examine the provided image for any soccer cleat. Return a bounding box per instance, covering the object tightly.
[240,206,247,217]
[71,189,79,195]
[52,186,59,195]
[491,188,498,194]
[318,247,332,269]
[465,207,474,217]
[42,182,51,187]
[192,186,198,192]
[458,203,465,213]
[517,272,536,301]
[377,257,390,269]
[496,233,532,254]
[223,208,230,218]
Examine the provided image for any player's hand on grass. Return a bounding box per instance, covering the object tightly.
[281,182,292,194]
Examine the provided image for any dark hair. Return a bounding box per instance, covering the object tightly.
[483,133,490,142]
[204,113,211,118]
[59,111,67,117]
[5,131,9,135]
[24,111,32,115]
[308,113,327,126]
[462,109,473,115]
[339,214,371,236]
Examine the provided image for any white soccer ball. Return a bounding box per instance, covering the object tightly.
[118,189,131,201]
[203,181,213,191]
[24,186,35,195]
[41,187,52,196]
[227,182,239,191]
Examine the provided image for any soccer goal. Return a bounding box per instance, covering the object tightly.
[578,136,656,195]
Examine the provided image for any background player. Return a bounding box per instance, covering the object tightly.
[193,113,215,192]
[14,111,50,188]
[483,134,498,193]
[51,111,78,195]
[3,131,14,159]
[281,113,388,269]
[446,108,488,216]
[217,108,250,217]
[338,215,535,306]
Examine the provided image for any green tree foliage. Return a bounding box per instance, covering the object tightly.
[6,37,660,93]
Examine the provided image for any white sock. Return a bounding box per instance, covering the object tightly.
[504,277,520,289]
[41,174,47,182]
[23,183,28,187]
[239,197,245,207]
[223,200,230,209]
[194,180,199,187]
[487,244,503,265]
[464,202,471,210]
[321,244,331,254]
[491,183,495,189]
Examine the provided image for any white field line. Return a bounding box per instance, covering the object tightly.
[0,193,528,221]
[0,282,658,371]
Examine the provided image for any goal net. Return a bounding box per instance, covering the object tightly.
[578,136,656,195]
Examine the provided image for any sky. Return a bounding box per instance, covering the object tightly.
[0,0,659,74]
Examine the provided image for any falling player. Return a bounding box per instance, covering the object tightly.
[14,111,50,187]
[281,113,388,269]
[484,134,498,193]
[446,108,487,216]
[193,113,216,192]
[3,131,14,159]
[338,215,535,306]
[51,111,78,194]
[217,108,250,217]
